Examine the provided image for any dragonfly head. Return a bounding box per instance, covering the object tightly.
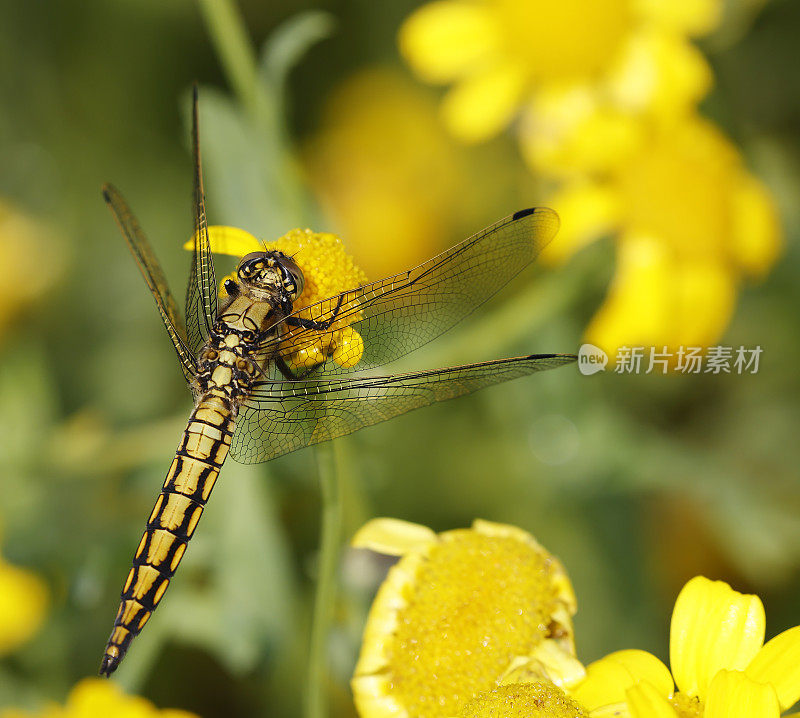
[236,251,305,307]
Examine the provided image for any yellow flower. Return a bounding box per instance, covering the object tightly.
[350,518,582,718]
[545,114,781,355]
[0,677,198,718]
[400,0,719,151]
[0,200,64,344]
[185,225,369,371]
[0,527,48,656]
[459,681,590,718]
[571,576,800,718]
[304,68,466,279]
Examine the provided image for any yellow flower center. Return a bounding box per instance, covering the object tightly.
[386,531,560,718]
[459,682,589,718]
[264,228,368,311]
[264,229,369,371]
[492,0,634,81]
[670,692,704,717]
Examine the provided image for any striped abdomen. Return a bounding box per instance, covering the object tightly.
[99,391,235,676]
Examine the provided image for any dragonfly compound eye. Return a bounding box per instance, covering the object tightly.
[237,252,268,282]
[276,255,304,300]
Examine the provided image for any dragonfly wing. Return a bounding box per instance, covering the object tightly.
[103,183,197,383]
[184,84,218,355]
[258,207,560,376]
[229,353,576,464]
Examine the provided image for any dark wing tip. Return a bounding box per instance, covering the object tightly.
[511,206,560,223]
[98,654,118,677]
[512,207,538,220]
[511,206,561,247]
[192,81,199,102]
[101,183,113,203]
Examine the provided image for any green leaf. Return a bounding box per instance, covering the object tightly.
[190,86,307,239]
[260,11,336,91]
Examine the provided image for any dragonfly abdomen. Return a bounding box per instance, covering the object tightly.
[99,391,235,676]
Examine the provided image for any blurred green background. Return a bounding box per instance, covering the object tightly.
[1,0,799,716]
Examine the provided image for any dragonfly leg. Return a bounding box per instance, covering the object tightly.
[223,279,240,298]
[285,294,344,331]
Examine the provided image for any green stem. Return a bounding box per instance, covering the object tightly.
[196,0,272,123]
[196,0,310,227]
[305,441,343,718]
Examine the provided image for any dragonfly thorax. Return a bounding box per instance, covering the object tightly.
[195,328,260,402]
[236,251,304,309]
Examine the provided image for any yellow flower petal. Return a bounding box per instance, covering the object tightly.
[626,680,679,718]
[614,115,746,263]
[670,577,765,700]
[354,551,427,679]
[351,674,409,718]
[731,173,782,278]
[471,518,544,546]
[585,236,737,354]
[57,677,200,717]
[670,260,737,348]
[704,670,780,718]
[183,225,262,256]
[498,641,586,690]
[441,62,527,142]
[520,87,643,176]
[543,181,620,264]
[746,625,800,711]
[0,559,48,655]
[572,650,673,711]
[399,1,498,84]
[635,0,723,37]
[608,32,712,116]
[352,518,438,556]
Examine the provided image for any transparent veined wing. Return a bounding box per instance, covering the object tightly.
[103,183,198,383]
[258,207,560,377]
[184,84,218,355]
[230,353,576,464]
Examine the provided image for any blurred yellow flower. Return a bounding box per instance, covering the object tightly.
[571,576,800,718]
[544,114,781,354]
[304,68,467,279]
[400,0,719,153]
[350,518,582,718]
[186,225,369,371]
[0,526,48,656]
[0,678,198,718]
[0,200,63,344]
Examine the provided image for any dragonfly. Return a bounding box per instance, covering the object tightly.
[98,86,576,676]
